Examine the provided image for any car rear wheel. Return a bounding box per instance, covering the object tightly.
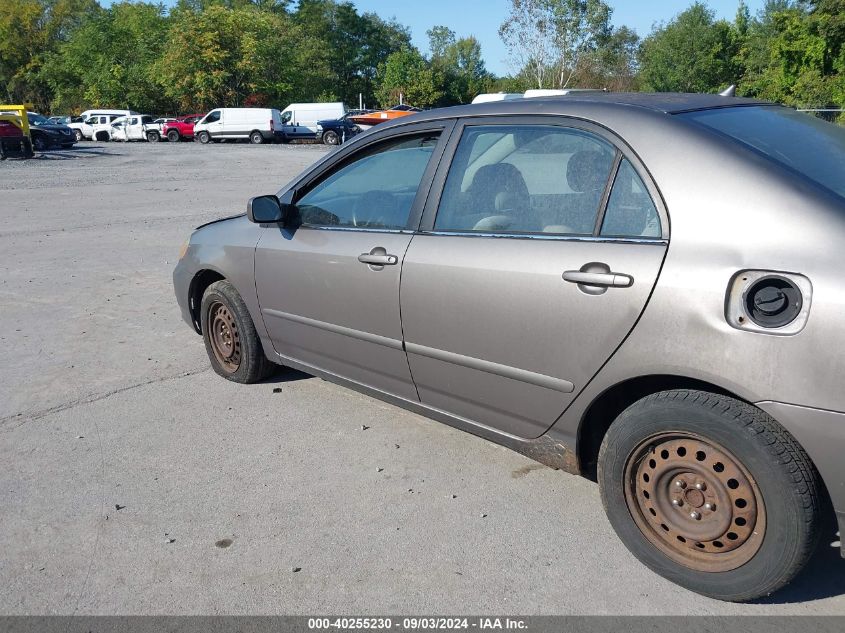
[322,130,340,145]
[147,131,160,142]
[32,136,47,151]
[598,389,822,602]
[167,130,180,142]
[249,131,264,145]
[198,131,211,144]
[200,280,276,383]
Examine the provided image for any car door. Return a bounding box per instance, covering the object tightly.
[254,121,454,400]
[203,109,223,138]
[399,118,669,439]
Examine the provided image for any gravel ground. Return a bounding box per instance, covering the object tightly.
[1,141,844,615]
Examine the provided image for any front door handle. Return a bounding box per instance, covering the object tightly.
[358,252,398,266]
[563,270,633,288]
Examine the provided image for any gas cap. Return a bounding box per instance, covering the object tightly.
[744,276,803,328]
[727,271,812,335]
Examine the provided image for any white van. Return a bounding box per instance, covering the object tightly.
[279,102,345,140]
[193,108,283,144]
[471,93,524,104]
[69,109,136,141]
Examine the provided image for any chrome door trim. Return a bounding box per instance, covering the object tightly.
[421,230,668,245]
[405,342,575,393]
[298,225,414,235]
[262,308,403,351]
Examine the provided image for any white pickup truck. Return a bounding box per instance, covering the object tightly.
[68,110,135,141]
[95,114,170,142]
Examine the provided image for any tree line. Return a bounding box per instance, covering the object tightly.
[0,0,842,116]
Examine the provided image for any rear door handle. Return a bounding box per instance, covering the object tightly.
[562,270,633,288]
[358,253,398,266]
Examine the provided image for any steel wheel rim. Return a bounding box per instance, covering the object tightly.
[208,301,241,373]
[325,131,339,145]
[623,432,766,572]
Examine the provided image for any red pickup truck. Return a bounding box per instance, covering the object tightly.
[162,114,204,142]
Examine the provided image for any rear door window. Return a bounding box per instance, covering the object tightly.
[600,159,661,238]
[434,125,616,234]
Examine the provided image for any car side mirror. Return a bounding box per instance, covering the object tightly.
[247,195,297,226]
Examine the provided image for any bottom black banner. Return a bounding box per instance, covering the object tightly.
[0,616,840,633]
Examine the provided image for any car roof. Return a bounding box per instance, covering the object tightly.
[391,92,774,128]
[527,92,769,114]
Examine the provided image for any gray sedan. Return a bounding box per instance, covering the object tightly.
[174,93,845,602]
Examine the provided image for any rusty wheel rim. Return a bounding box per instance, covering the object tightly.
[208,301,241,374]
[624,433,766,572]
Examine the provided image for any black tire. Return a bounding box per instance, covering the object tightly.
[32,135,47,151]
[74,129,83,141]
[200,280,275,384]
[147,131,160,142]
[322,130,340,145]
[167,130,180,143]
[249,130,264,145]
[198,131,211,144]
[598,389,822,602]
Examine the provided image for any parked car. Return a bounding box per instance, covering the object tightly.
[315,109,374,145]
[46,115,73,125]
[173,93,845,602]
[278,102,346,141]
[143,117,176,142]
[161,114,204,142]
[193,108,283,144]
[3,111,76,150]
[68,110,135,141]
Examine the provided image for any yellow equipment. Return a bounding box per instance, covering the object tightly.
[0,104,34,159]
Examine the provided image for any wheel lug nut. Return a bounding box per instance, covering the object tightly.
[695,482,706,491]
[672,499,683,507]
[675,480,687,489]
[690,511,701,520]
[704,502,715,511]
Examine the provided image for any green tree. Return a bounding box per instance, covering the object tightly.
[638,2,739,93]
[156,4,300,111]
[428,26,491,104]
[499,0,616,89]
[375,48,442,108]
[0,0,97,108]
[293,0,411,108]
[41,2,172,113]
[738,0,844,108]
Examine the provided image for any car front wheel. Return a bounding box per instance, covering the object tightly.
[198,131,211,144]
[74,129,83,141]
[200,280,275,383]
[598,389,822,602]
[322,130,340,145]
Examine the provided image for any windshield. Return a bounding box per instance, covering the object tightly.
[27,113,50,126]
[680,106,845,200]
